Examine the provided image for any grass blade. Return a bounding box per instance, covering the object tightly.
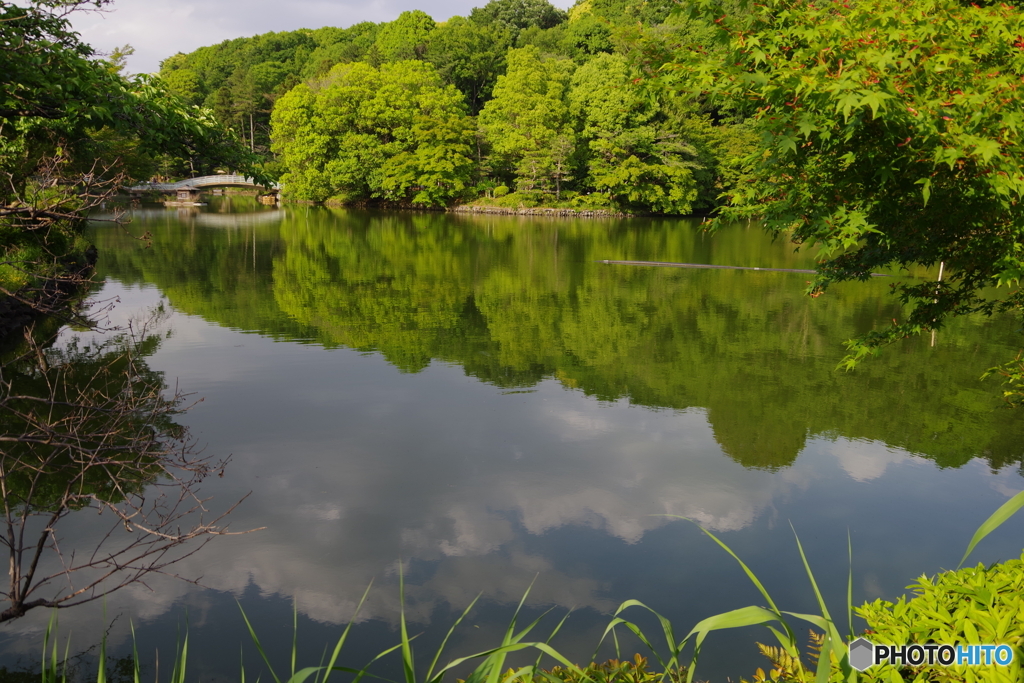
[425,593,481,683]
[691,523,795,645]
[688,521,800,661]
[130,620,141,683]
[97,626,107,683]
[443,641,583,683]
[789,525,849,673]
[286,667,327,683]
[344,641,404,683]
[789,523,833,627]
[322,581,374,683]
[958,489,1024,569]
[61,632,71,683]
[531,608,573,674]
[292,599,299,681]
[169,625,188,683]
[239,602,285,683]
[662,518,783,614]
[814,632,832,683]
[601,599,682,668]
[480,577,539,683]
[683,605,782,683]
[398,561,416,683]
[598,617,662,668]
[846,530,854,641]
[41,612,58,683]
[597,602,673,672]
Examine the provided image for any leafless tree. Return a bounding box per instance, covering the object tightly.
[0,313,256,622]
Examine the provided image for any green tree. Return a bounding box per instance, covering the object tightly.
[424,16,513,114]
[105,43,135,75]
[301,23,381,78]
[515,24,570,56]
[567,0,676,26]
[162,67,204,106]
[478,46,576,196]
[1,0,263,297]
[670,0,1024,373]
[569,53,698,213]
[470,0,568,33]
[158,28,321,152]
[271,60,474,206]
[561,14,613,62]
[372,10,437,63]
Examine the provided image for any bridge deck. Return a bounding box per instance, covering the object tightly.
[127,174,280,192]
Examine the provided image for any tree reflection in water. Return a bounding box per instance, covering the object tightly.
[93,208,1024,473]
[0,310,249,623]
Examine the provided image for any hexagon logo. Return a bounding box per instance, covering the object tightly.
[849,637,876,671]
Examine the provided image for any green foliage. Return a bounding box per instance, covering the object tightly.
[568,0,676,27]
[512,655,685,683]
[372,10,437,63]
[0,0,262,298]
[162,68,204,106]
[668,0,1024,370]
[159,28,321,151]
[148,2,746,214]
[479,46,576,197]
[0,2,260,178]
[569,53,698,214]
[470,0,568,33]
[983,353,1024,408]
[856,556,1024,682]
[605,522,855,683]
[424,16,513,114]
[271,61,474,206]
[561,15,614,62]
[515,24,570,57]
[301,23,381,78]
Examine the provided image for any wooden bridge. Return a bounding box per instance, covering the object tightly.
[126,175,281,203]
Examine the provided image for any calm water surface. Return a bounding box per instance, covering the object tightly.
[2,197,1022,682]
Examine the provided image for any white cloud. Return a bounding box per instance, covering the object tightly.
[826,438,919,482]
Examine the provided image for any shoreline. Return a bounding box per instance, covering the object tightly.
[447,204,635,218]
[0,255,95,345]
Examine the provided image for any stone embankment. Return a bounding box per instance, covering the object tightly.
[448,205,633,218]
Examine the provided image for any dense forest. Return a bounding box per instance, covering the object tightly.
[152,0,1024,394]
[156,0,754,214]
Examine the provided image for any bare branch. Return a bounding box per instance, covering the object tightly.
[0,312,256,622]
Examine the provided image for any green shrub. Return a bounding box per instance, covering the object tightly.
[491,191,540,208]
[493,185,509,198]
[503,655,686,683]
[855,554,1024,683]
[571,192,611,209]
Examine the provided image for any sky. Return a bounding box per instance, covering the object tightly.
[70,0,575,76]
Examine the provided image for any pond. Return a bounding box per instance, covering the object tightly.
[1,196,1022,682]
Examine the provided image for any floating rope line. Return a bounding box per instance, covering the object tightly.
[598,259,891,276]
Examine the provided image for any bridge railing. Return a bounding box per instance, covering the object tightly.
[126,175,280,192]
